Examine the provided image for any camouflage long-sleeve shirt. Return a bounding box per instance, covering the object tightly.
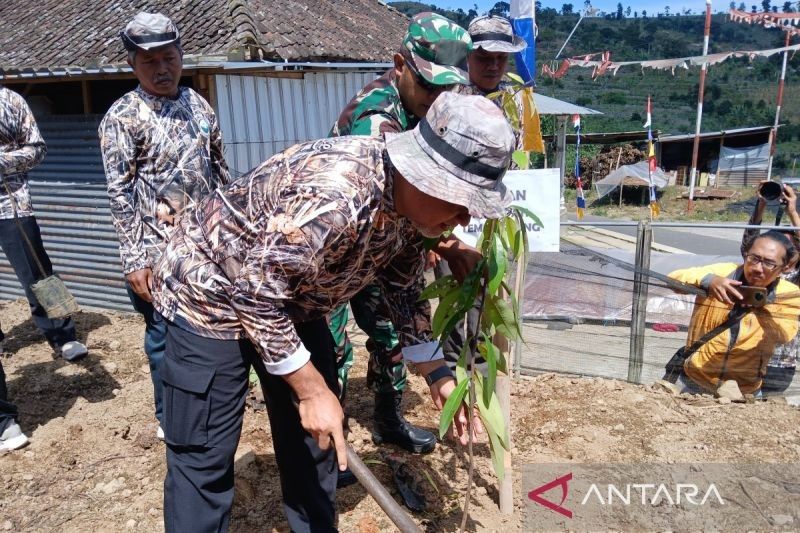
[152,137,431,375]
[0,87,46,219]
[99,86,230,274]
[330,69,416,137]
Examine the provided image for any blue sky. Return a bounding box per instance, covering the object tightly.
[437,0,731,17]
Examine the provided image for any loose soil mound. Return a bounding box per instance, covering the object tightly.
[1,299,798,531]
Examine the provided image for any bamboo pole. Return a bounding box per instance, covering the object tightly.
[766,31,791,182]
[687,0,712,212]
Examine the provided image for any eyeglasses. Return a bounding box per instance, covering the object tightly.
[411,66,455,94]
[744,253,782,271]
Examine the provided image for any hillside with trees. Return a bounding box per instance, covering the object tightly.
[388,1,800,172]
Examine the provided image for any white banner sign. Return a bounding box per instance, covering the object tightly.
[453,168,560,252]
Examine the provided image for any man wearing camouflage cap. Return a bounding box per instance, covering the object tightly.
[458,15,527,147]
[99,12,230,438]
[328,13,481,473]
[152,91,509,532]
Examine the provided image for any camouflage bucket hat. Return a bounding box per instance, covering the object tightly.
[402,12,472,86]
[385,92,515,220]
[121,12,180,52]
[468,15,527,54]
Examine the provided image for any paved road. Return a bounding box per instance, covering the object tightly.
[566,214,743,256]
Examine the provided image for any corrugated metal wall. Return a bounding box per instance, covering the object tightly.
[0,116,132,312]
[215,71,381,176]
[0,70,384,312]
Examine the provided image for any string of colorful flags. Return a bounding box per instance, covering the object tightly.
[644,96,660,218]
[573,113,586,219]
[541,42,800,79]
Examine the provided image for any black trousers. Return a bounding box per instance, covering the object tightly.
[0,216,76,348]
[163,318,339,533]
[0,358,18,434]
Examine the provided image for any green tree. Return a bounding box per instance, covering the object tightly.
[739,2,747,9]
[665,5,671,15]
[562,2,574,14]
[730,0,737,7]
[626,5,632,16]
[617,2,624,18]
[783,1,794,11]
[762,0,772,11]
[489,1,510,17]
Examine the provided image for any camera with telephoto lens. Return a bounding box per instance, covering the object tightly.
[759,181,783,202]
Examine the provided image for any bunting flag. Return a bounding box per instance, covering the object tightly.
[645,96,660,218]
[573,114,586,219]
[540,43,800,79]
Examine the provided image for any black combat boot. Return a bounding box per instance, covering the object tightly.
[372,391,436,454]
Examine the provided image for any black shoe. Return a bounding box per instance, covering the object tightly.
[337,467,358,489]
[372,391,436,454]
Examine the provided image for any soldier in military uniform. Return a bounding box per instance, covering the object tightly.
[328,13,482,467]
[99,12,230,436]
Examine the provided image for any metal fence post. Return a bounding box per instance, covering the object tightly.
[628,220,652,383]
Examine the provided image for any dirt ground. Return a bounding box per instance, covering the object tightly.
[2,298,800,532]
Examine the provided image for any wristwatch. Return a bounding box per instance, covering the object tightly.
[424,365,455,386]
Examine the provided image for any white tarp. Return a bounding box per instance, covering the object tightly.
[594,161,669,200]
[718,143,769,173]
[452,168,561,252]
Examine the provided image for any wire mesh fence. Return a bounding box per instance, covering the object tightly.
[515,221,800,402]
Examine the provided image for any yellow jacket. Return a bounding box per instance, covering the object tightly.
[669,262,800,394]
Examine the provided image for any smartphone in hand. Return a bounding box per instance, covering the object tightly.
[738,285,767,307]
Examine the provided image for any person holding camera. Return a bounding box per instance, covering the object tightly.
[668,230,800,396]
[739,181,800,395]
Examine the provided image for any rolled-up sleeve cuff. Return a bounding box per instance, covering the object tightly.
[401,341,444,363]
[262,344,311,375]
[700,274,715,291]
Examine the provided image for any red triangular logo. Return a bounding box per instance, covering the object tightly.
[528,473,573,518]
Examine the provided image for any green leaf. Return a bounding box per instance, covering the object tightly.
[473,372,510,450]
[503,217,523,259]
[500,94,520,131]
[506,72,525,85]
[487,234,507,295]
[511,205,543,230]
[483,339,498,407]
[438,378,468,439]
[484,294,522,341]
[432,286,462,337]
[511,150,530,170]
[478,340,507,374]
[419,275,458,301]
[487,425,506,481]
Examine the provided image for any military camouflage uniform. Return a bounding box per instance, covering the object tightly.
[152,136,432,371]
[328,12,472,399]
[328,69,416,398]
[99,86,229,273]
